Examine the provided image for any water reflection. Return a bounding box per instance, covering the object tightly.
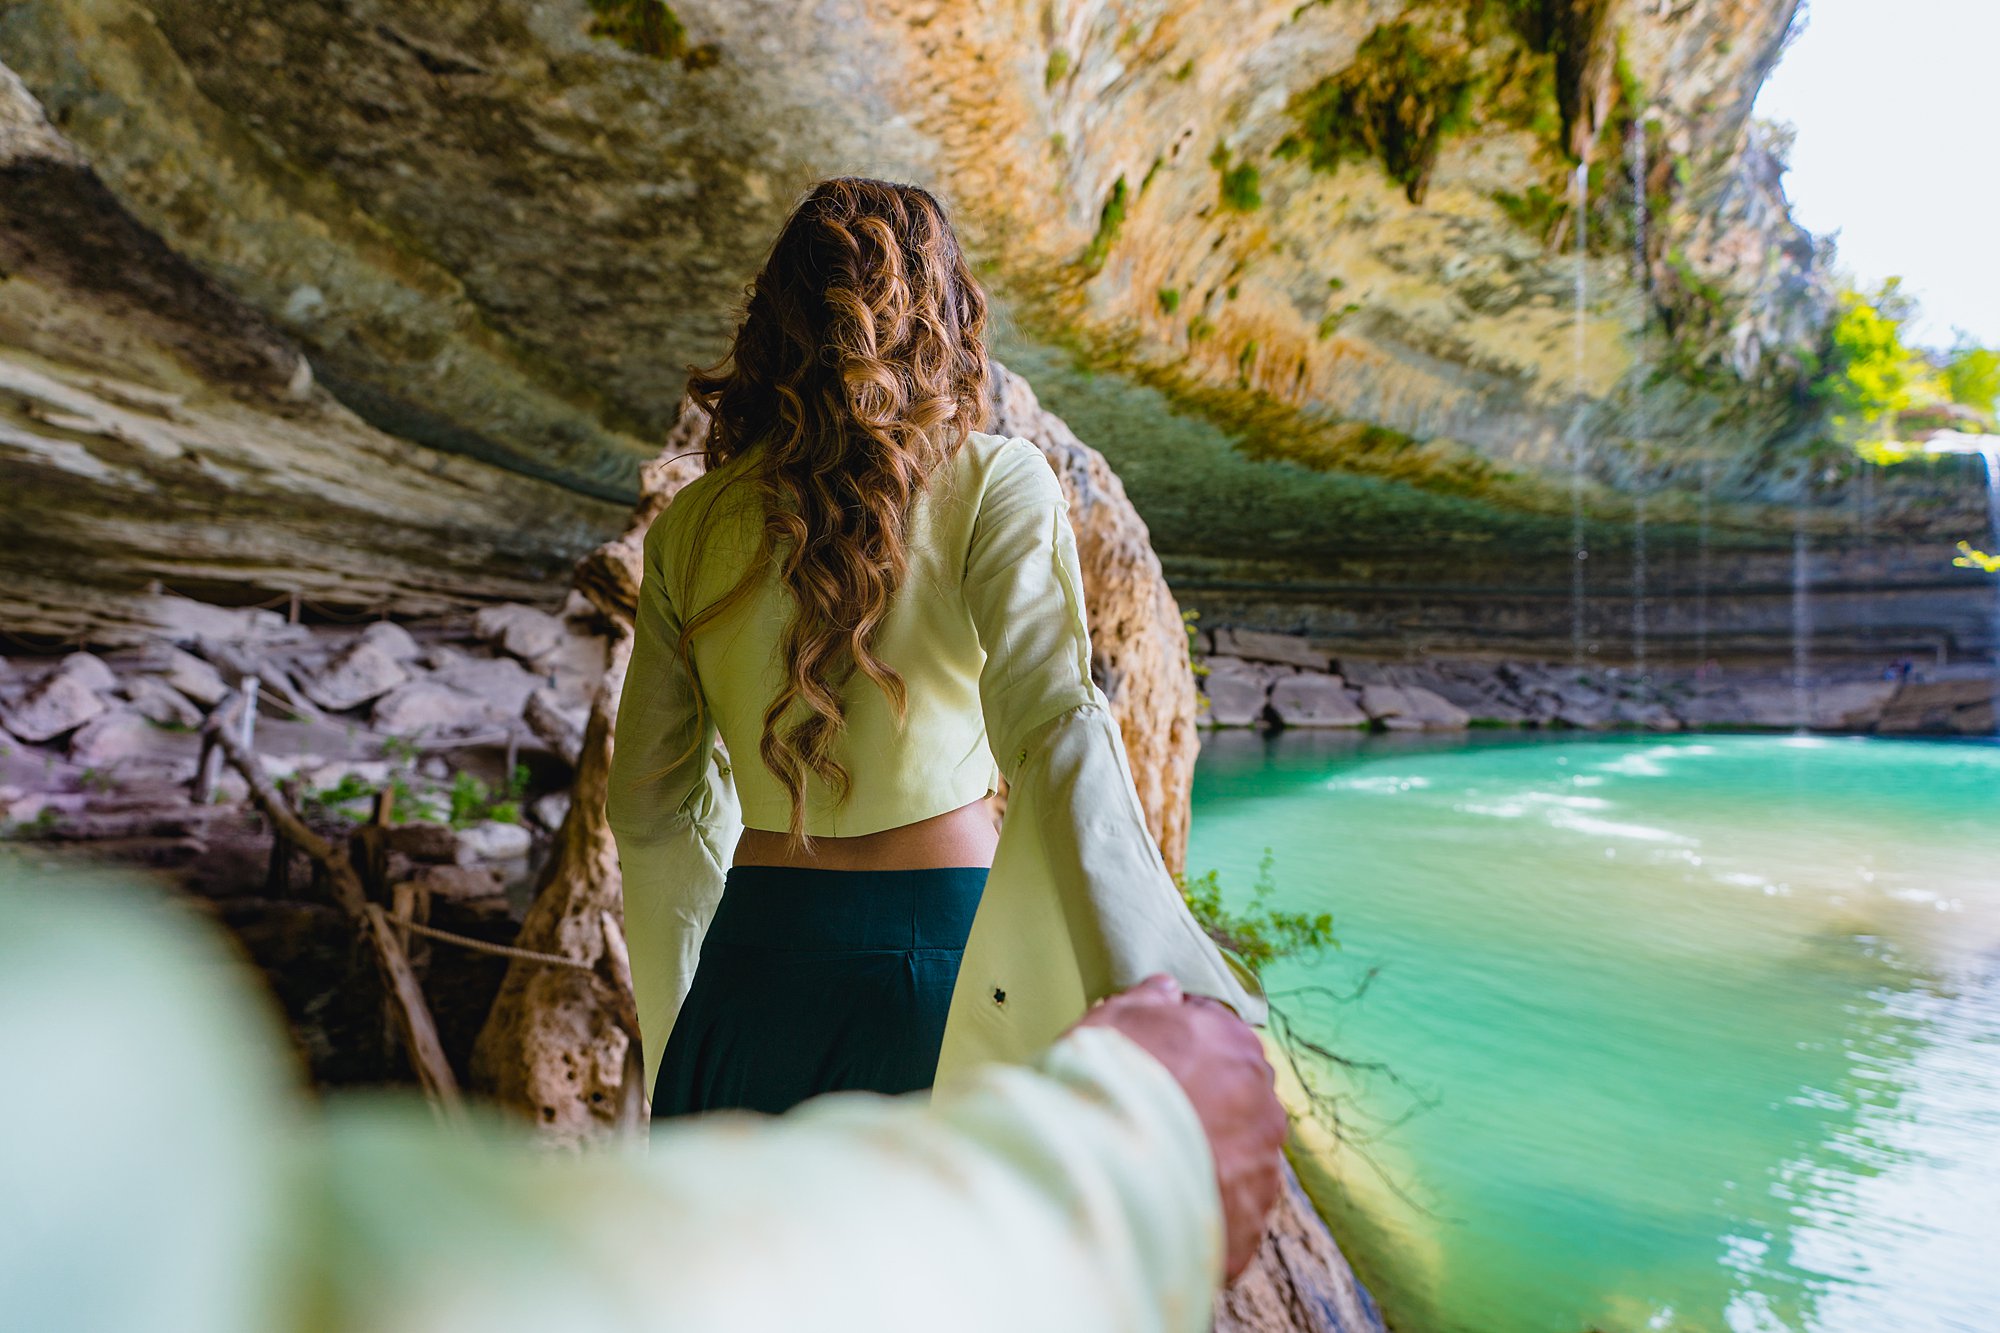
[1190,732,2000,1333]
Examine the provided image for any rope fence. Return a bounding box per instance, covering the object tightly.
[396,917,595,973]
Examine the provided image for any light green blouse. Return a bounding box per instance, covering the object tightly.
[607,430,1265,1094]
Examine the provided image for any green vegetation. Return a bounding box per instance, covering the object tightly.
[1080,175,1128,273]
[1955,543,2000,574]
[1816,281,1938,444]
[303,772,378,823]
[2,806,61,842]
[1236,340,1258,388]
[584,0,688,60]
[448,766,530,829]
[1044,47,1071,88]
[379,734,421,765]
[1210,143,1262,213]
[1180,848,1337,976]
[1277,20,1476,204]
[1493,183,1562,239]
[1048,131,1067,155]
[1172,57,1195,81]
[1317,303,1361,339]
[1157,286,1181,314]
[1183,608,1208,684]
[1187,314,1216,342]
[1944,340,2000,417]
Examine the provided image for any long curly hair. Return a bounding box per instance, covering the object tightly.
[671,177,992,851]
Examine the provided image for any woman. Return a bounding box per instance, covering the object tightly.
[606,177,1262,1120]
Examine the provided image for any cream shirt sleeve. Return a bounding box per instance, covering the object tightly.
[941,440,1265,1077]
[300,1026,1224,1333]
[605,516,743,1097]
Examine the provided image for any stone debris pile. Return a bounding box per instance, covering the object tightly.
[1191,627,1995,736]
[0,592,610,862]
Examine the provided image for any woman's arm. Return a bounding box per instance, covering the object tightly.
[606,519,742,1096]
[962,440,1265,1031]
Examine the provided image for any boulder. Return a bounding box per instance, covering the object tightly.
[1809,680,1900,731]
[1877,673,1998,735]
[456,820,533,864]
[405,864,508,902]
[527,634,612,705]
[1611,699,1683,732]
[372,680,497,738]
[474,604,567,664]
[155,648,229,708]
[1269,673,1369,728]
[1212,628,1331,672]
[133,595,309,649]
[988,366,1202,875]
[68,709,198,777]
[524,687,587,767]
[384,822,462,862]
[357,620,424,662]
[1359,684,1470,730]
[53,652,117,695]
[297,640,410,712]
[530,791,572,831]
[1200,659,1273,728]
[431,655,542,720]
[1,670,108,743]
[121,675,205,729]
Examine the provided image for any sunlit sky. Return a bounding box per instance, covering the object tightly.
[1753,0,2000,349]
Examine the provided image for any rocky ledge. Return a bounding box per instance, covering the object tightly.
[0,592,622,1082]
[1195,627,1998,736]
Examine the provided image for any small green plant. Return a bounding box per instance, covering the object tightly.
[302,772,380,823]
[2,806,62,842]
[1211,143,1262,213]
[379,734,421,765]
[1080,175,1129,273]
[77,767,115,794]
[1182,608,1208,682]
[1044,47,1071,88]
[1236,340,1259,388]
[1188,314,1215,342]
[1277,19,1475,204]
[1179,848,1337,976]
[585,0,688,60]
[1172,57,1194,81]
[448,765,530,828]
[1049,131,1067,154]
[1317,303,1361,339]
[1157,286,1182,314]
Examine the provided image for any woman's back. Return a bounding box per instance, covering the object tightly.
[648,428,1070,840]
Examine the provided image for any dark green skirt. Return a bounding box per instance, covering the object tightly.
[649,863,988,1122]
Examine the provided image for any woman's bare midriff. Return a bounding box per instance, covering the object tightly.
[731,795,999,871]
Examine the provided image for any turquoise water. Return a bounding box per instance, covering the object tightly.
[1189,732,2000,1333]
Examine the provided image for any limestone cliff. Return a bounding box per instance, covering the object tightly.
[0,0,1989,659]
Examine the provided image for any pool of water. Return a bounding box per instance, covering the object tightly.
[1189,731,2000,1333]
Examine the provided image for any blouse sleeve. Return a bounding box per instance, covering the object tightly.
[963,441,1266,1030]
[605,519,742,1098]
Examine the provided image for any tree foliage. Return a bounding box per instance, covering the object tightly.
[1815,280,1939,439]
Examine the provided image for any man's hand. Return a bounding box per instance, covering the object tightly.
[1073,974,1286,1279]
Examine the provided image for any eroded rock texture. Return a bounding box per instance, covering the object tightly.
[4,0,1986,659]
[989,363,1201,877]
[0,62,624,638]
